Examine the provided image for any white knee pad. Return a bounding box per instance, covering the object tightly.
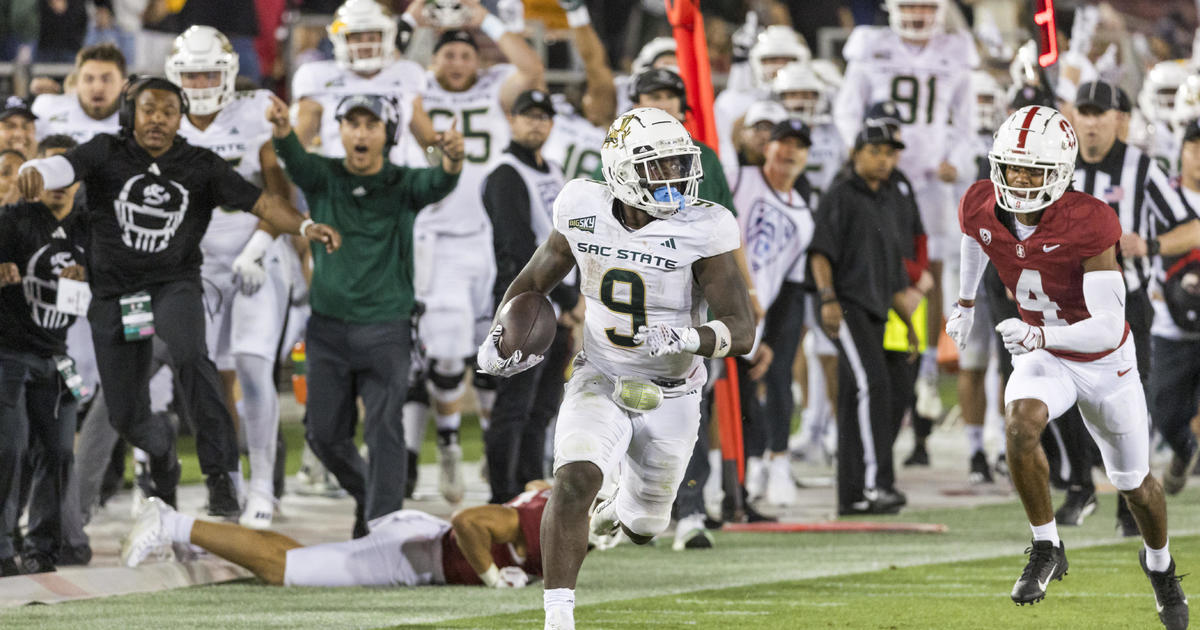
[1108,469,1148,492]
[619,443,687,538]
[1091,385,1150,492]
[426,357,466,403]
[554,431,605,471]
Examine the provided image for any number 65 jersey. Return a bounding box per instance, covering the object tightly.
[554,179,741,389]
[958,180,1129,362]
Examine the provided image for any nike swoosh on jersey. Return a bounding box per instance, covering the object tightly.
[1043,244,1061,252]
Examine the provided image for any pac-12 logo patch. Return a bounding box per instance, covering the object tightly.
[979,228,991,245]
[568,216,595,233]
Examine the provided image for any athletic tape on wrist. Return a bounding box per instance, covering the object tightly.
[703,320,733,358]
[297,218,314,238]
[480,564,500,587]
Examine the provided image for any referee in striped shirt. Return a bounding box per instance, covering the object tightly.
[1056,80,1200,533]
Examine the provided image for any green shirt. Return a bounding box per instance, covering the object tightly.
[591,140,736,215]
[274,132,459,323]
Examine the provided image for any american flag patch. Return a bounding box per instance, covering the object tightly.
[1103,186,1124,203]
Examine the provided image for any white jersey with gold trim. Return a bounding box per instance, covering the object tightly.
[412,64,517,235]
[554,180,740,390]
[180,90,274,266]
[31,93,119,143]
[291,58,424,161]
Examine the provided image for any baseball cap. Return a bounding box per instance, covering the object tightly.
[0,95,36,122]
[1075,80,1131,113]
[512,89,555,117]
[1183,118,1200,143]
[769,118,812,146]
[744,100,788,127]
[854,120,905,150]
[434,29,478,54]
[335,94,396,124]
[864,101,901,128]
[633,67,686,98]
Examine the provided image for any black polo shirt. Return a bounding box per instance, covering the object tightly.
[808,168,911,321]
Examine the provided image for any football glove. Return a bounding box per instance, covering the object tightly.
[232,230,272,296]
[945,303,975,351]
[495,566,530,588]
[633,323,700,357]
[476,324,544,377]
[995,318,1045,355]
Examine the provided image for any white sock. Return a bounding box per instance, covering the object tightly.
[965,425,984,456]
[544,587,575,612]
[401,401,429,450]
[436,411,461,433]
[248,448,273,497]
[162,509,196,544]
[1145,540,1172,572]
[1030,520,1060,547]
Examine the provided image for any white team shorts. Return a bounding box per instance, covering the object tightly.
[203,238,300,369]
[413,228,497,360]
[552,361,701,537]
[283,509,450,587]
[201,262,237,372]
[1004,336,1150,491]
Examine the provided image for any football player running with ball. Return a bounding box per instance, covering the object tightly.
[948,106,1187,629]
[477,108,755,630]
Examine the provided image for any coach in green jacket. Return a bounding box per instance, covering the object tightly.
[268,93,463,532]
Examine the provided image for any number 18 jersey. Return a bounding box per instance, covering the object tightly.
[554,180,741,390]
[958,180,1129,362]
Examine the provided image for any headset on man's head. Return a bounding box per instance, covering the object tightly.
[118,75,190,137]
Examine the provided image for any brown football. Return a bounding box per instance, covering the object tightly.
[497,292,557,359]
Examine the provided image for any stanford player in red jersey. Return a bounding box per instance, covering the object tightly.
[948,106,1187,629]
[121,482,550,589]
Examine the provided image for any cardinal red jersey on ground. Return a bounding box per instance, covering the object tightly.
[440,488,548,585]
[958,180,1129,361]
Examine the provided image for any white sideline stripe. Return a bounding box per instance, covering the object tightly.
[838,319,878,490]
[0,559,251,607]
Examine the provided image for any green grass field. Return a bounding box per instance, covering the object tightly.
[6,488,1197,630]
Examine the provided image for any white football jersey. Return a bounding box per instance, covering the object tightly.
[291,58,424,161]
[179,90,274,266]
[1129,112,1181,177]
[543,110,606,181]
[31,93,119,143]
[715,86,771,175]
[555,180,741,390]
[731,166,813,312]
[804,123,846,199]
[412,64,516,235]
[834,26,977,178]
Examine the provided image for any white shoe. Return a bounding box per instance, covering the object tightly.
[588,487,620,550]
[544,607,576,630]
[915,374,944,420]
[239,490,276,530]
[765,455,796,506]
[122,497,173,568]
[672,513,713,551]
[438,441,464,503]
[745,456,768,502]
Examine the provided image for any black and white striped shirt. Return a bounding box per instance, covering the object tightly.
[1073,140,1194,291]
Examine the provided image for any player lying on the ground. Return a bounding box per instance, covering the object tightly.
[948,105,1187,630]
[121,482,549,588]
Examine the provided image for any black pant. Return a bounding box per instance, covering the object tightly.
[881,350,918,489]
[305,313,410,520]
[0,350,77,559]
[1150,335,1200,460]
[485,325,570,503]
[89,280,237,475]
[737,357,766,459]
[761,287,806,454]
[834,303,893,508]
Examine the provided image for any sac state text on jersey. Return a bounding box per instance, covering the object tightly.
[113,175,191,253]
[22,241,83,330]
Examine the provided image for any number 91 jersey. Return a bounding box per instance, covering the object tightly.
[958,180,1129,362]
[554,180,741,389]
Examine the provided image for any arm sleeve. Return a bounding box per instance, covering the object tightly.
[19,155,76,190]
[210,153,264,211]
[1040,270,1127,352]
[406,165,460,209]
[958,234,987,300]
[272,131,330,193]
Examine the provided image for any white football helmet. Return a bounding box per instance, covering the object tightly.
[749,26,810,90]
[422,0,471,29]
[886,0,946,41]
[165,26,238,116]
[772,62,828,125]
[971,70,1005,133]
[1173,74,1200,130]
[328,0,397,74]
[601,108,701,220]
[1138,60,1190,127]
[988,106,1078,214]
[633,37,678,75]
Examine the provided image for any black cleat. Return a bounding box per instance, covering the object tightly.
[205,473,240,518]
[1055,486,1097,526]
[1012,540,1068,605]
[57,543,92,566]
[0,556,19,577]
[969,451,994,484]
[20,552,56,575]
[1140,549,1189,630]
[903,444,930,467]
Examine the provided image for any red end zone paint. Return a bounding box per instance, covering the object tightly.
[723,521,948,534]
[1035,0,1058,67]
